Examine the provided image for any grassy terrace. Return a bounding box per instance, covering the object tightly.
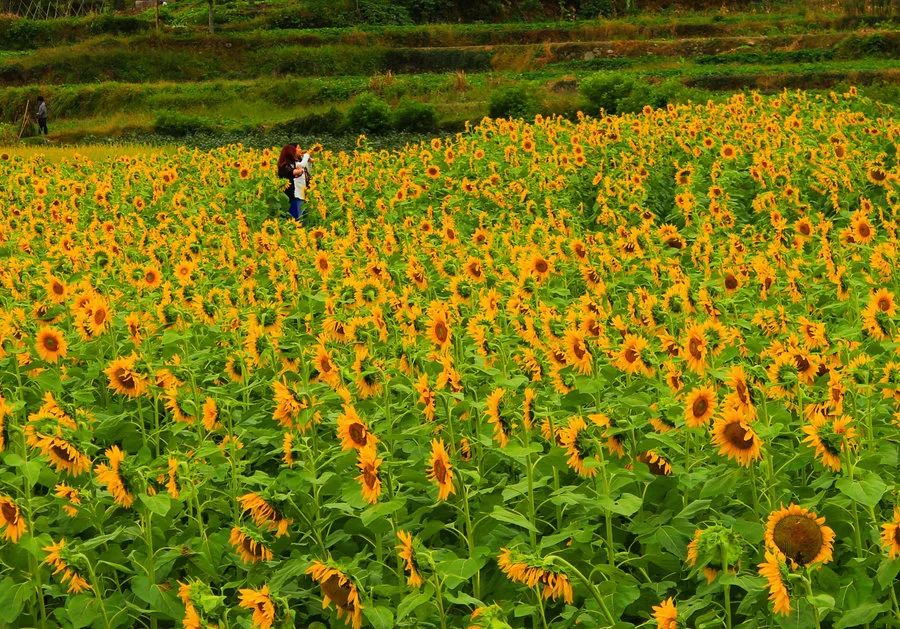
[1,4,897,144]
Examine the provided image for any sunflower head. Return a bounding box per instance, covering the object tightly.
[765,504,835,567]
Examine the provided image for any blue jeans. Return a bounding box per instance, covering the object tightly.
[288,198,305,221]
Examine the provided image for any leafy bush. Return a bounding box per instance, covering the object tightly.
[577,0,615,18]
[153,112,216,137]
[358,0,413,25]
[580,72,638,114]
[488,85,536,120]
[393,100,437,132]
[272,107,346,136]
[346,93,392,133]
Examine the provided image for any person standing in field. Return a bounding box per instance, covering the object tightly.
[36,96,48,135]
[277,144,311,222]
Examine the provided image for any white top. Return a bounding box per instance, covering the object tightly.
[294,153,311,200]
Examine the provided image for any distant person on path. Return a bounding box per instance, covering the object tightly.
[277,144,311,222]
[36,96,48,135]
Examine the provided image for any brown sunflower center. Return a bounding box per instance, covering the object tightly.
[736,380,749,404]
[534,259,549,274]
[692,396,709,418]
[433,458,448,483]
[362,465,378,489]
[318,357,332,373]
[434,321,448,343]
[773,515,824,565]
[43,335,59,352]
[858,222,871,238]
[321,574,353,609]
[688,337,703,360]
[50,443,77,464]
[1,501,18,523]
[145,271,156,283]
[572,341,586,360]
[795,355,810,372]
[723,421,753,450]
[348,423,368,447]
[725,274,738,290]
[624,347,638,363]
[115,368,136,390]
[877,297,891,312]
[52,282,65,295]
[242,536,267,559]
[94,308,107,326]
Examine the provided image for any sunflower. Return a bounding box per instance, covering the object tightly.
[178,581,203,629]
[723,364,755,419]
[683,385,716,428]
[682,324,708,374]
[143,265,162,289]
[880,507,900,559]
[765,504,835,567]
[229,526,273,564]
[33,325,66,364]
[564,329,592,375]
[54,483,81,517]
[0,496,26,543]
[485,388,512,448]
[238,493,291,537]
[306,560,364,629]
[85,295,111,337]
[202,397,221,431]
[652,597,677,629]
[356,445,382,505]
[801,412,856,472]
[870,288,896,316]
[32,434,91,476]
[95,445,135,508]
[560,415,599,477]
[0,395,8,452]
[637,450,672,476]
[312,344,340,388]
[427,438,455,501]
[712,410,762,466]
[337,404,377,451]
[850,211,875,244]
[497,548,573,604]
[43,539,90,594]
[396,530,424,587]
[426,305,452,351]
[238,585,276,629]
[758,551,792,616]
[612,333,653,376]
[105,354,148,398]
[225,355,246,383]
[272,380,303,429]
[414,374,436,421]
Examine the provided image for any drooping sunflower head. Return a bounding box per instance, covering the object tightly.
[685,525,743,583]
[0,495,26,543]
[880,508,900,560]
[651,597,678,629]
[306,560,363,629]
[229,526,273,564]
[765,504,835,567]
[712,409,762,467]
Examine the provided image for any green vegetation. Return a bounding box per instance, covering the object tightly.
[0,0,896,145]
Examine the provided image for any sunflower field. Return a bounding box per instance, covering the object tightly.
[0,89,898,629]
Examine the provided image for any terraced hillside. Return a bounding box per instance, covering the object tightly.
[0,4,897,144]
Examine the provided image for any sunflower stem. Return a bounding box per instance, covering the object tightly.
[597,446,615,566]
[84,555,111,629]
[548,556,616,626]
[721,544,732,629]
[534,586,549,629]
[432,574,448,629]
[803,573,821,629]
[523,424,538,549]
[461,483,481,600]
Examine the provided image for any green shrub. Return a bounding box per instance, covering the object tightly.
[488,85,536,120]
[580,72,636,114]
[272,107,346,136]
[359,0,413,25]
[393,99,436,132]
[346,93,392,133]
[577,0,615,18]
[154,112,216,137]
